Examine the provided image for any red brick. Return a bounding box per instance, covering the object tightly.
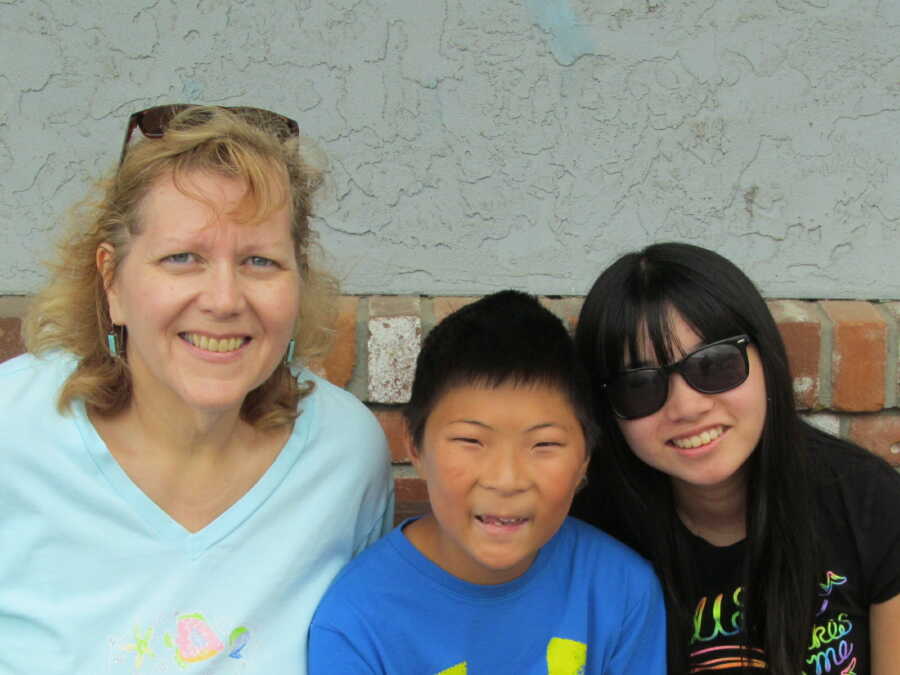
[540,297,583,332]
[394,476,430,525]
[768,300,822,410]
[0,318,25,363]
[433,296,478,322]
[820,301,887,412]
[395,475,428,501]
[847,411,900,467]
[374,408,411,463]
[394,500,430,525]
[315,296,358,388]
[884,301,900,406]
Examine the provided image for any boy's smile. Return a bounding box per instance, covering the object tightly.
[405,382,588,585]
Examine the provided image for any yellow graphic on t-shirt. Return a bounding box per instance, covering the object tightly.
[547,637,587,674]
[431,637,586,674]
[436,663,467,674]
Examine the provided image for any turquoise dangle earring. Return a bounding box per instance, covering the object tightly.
[284,338,296,364]
[106,328,120,357]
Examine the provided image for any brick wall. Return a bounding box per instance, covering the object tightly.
[2,296,898,524]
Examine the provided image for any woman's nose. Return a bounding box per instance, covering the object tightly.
[663,373,715,421]
[200,264,246,317]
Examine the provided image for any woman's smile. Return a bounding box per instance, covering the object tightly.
[179,332,251,354]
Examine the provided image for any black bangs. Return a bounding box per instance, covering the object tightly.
[587,244,755,379]
[640,287,748,369]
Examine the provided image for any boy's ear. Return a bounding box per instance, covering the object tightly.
[405,426,424,475]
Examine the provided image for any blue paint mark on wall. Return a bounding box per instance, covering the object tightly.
[181,79,204,100]
[524,0,594,66]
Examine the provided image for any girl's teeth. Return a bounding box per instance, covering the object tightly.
[673,426,724,449]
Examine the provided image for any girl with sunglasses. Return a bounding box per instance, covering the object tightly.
[571,242,900,674]
[0,105,393,673]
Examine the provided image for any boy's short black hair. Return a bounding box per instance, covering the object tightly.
[404,290,596,451]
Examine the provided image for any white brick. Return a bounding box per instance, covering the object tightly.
[367,315,421,403]
[802,412,841,436]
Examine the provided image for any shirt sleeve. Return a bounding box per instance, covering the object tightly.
[853,458,900,603]
[353,434,395,556]
[606,564,668,674]
[308,623,380,675]
[307,552,389,675]
[308,372,395,557]
[377,484,396,540]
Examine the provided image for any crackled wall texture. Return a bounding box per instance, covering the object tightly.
[2,0,899,298]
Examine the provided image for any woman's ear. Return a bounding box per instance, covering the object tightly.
[96,243,123,324]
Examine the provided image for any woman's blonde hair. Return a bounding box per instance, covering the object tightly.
[24,106,338,429]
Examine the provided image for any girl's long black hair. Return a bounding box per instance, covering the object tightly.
[571,242,819,673]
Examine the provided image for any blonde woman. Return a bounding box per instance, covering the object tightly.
[0,105,393,673]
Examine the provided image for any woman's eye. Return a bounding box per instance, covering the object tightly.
[162,252,196,264]
[452,437,480,445]
[246,255,276,267]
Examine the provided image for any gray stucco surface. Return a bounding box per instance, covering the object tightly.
[2,0,898,298]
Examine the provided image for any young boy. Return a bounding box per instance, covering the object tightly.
[308,291,666,674]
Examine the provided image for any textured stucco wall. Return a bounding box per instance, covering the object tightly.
[2,0,898,298]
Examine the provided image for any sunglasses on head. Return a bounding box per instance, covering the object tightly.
[603,335,752,420]
[119,104,301,165]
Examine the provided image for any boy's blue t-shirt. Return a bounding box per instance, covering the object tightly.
[308,516,667,674]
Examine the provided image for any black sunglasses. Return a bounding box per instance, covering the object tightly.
[119,104,300,165]
[603,335,752,420]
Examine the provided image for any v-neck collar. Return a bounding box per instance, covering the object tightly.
[71,392,316,558]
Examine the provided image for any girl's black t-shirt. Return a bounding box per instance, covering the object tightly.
[687,447,900,674]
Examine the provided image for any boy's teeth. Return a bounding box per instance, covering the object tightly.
[672,426,724,449]
[478,515,526,526]
[184,333,244,353]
